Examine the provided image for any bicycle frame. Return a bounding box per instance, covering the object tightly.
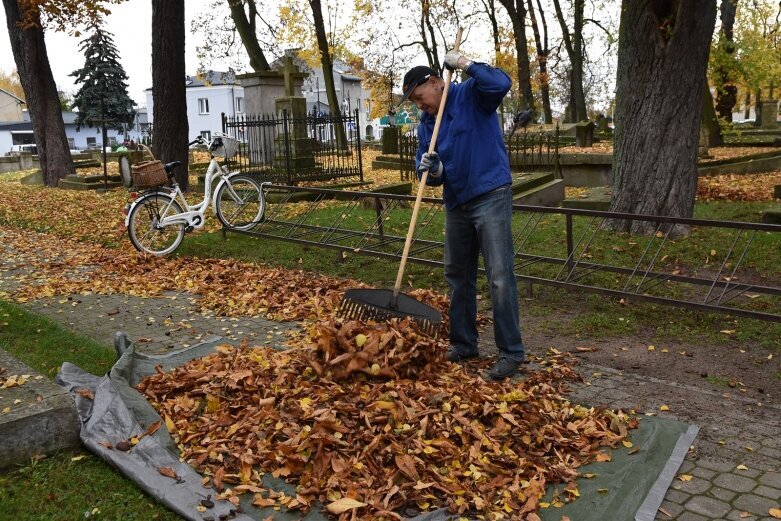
[133,157,229,231]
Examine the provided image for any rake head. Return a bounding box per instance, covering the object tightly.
[339,288,442,338]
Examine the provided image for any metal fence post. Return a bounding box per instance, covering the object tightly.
[283,109,292,184]
[355,108,363,182]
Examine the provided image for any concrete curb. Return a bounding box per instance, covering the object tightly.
[0,348,80,468]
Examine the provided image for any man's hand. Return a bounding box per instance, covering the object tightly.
[444,51,472,71]
[418,151,443,179]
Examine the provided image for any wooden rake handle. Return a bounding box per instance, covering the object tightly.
[393,27,463,300]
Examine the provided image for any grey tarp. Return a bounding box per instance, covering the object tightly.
[56,339,697,521]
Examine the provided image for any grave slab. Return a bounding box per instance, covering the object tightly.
[0,348,80,468]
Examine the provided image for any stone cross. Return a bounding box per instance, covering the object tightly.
[282,55,298,98]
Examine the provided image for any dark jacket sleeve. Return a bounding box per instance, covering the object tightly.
[465,63,512,113]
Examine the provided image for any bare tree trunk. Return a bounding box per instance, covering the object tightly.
[3,0,74,186]
[309,0,347,151]
[498,0,534,111]
[152,0,189,190]
[702,80,724,146]
[552,0,587,121]
[478,0,501,64]
[228,0,270,72]
[611,0,717,234]
[714,0,738,121]
[528,0,551,123]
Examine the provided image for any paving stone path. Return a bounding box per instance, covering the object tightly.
[1,228,779,520]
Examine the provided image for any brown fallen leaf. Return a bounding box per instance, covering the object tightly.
[157,467,178,479]
[75,388,94,400]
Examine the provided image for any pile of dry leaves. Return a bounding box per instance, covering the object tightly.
[138,319,636,520]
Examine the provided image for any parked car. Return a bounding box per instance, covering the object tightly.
[7,144,38,155]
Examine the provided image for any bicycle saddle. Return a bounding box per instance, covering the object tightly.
[164,161,182,173]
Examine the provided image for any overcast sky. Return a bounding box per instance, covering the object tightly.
[0,2,212,106]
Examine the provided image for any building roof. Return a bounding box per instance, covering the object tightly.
[144,71,239,91]
[0,121,33,131]
[0,88,25,104]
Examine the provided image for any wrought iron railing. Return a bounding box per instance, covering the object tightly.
[393,125,562,179]
[223,185,781,323]
[222,110,363,184]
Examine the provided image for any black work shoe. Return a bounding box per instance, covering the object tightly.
[446,346,479,362]
[485,356,523,381]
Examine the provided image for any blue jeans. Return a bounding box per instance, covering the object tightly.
[444,185,524,361]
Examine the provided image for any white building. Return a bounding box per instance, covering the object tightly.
[0,109,149,155]
[145,71,244,142]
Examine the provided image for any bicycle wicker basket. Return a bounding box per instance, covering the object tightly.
[211,133,239,159]
[131,145,167,188]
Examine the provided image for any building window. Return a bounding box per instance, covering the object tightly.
[67,138,75,149]
[86,137,97,147]
[200,131,211,141]
[198,98,209,114]
[235,97,244,113]
[109,137,117,145]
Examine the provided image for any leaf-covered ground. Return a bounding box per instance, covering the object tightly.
[0,147,774,519]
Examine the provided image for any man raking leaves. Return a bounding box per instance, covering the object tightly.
[401,49,526,380]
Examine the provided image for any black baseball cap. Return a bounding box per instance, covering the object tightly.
[400,65,438,103]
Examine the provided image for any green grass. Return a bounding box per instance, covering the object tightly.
[0,452,178,521]
[0,300,177,520]
[0,300,115,378]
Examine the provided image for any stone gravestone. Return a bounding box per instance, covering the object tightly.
[273,56,316,181]
[596,114,610,134]
[760,100,779,129]
[575,121,596,147]
[237,59,306,116]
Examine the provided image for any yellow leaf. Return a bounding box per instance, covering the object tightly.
[355,334,367,347]
[720,329,736,335]
[622,441,633,448]
[660,405,670,411]
[678,474,693,482]
[71,455,86,462]
[325,497,366,515]
[206,395,220,413]
[736,464,749,471]
[164,415,176,433]
[648,345,655,351]
[768,507,781,519]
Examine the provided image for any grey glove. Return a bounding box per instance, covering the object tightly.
[418,151,443,179]
[444,51,472,71]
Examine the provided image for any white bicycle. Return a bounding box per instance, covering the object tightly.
[124,133,267,256]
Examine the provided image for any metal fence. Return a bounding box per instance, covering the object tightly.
[393,124,562,180]
[224,185,781,323]
[222,109,363,185]
[506,126,561,175]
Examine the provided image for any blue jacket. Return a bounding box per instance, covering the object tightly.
[416,63,512,209]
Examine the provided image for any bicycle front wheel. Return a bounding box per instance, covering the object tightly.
[215,175,265,231]
[127,193,186,255]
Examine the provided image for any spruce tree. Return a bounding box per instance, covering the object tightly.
[70,24,136,131]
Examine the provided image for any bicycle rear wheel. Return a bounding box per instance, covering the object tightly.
[215,175,265,230]
[127,193,185,255]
